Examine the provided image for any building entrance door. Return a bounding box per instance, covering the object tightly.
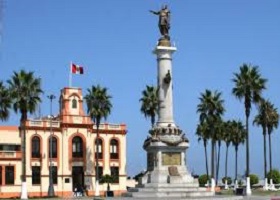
[72,166,84,191]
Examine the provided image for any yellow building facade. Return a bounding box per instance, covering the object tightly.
[0,87,127,198]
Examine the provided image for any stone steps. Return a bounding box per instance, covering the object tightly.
[132,190,214,198]
[138,182,199,188]
[138,187,208,192]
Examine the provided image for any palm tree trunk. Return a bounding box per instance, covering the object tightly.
[96,124,99,182]
[204,140,209,179]
[20,112,28,199]
[245,115,250,177]
[211,139,215,180]
[268,132,272,172]
[216,141,221,185]
[95,119,100,196]
[235,145,238,181]
[21,115,27,182]
[225,145,228,179]
[263,130,267,178]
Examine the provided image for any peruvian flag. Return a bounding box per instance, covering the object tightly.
[71,63,84,74]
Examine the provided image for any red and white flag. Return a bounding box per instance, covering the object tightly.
[71,63,84,74]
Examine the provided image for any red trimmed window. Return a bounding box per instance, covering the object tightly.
[110,139,119,159]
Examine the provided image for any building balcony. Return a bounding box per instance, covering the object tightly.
[0,151,22,159]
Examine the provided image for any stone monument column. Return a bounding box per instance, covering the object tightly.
[154,45,177,128]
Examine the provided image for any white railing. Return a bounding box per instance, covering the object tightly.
[0,151,16,158]
[92,124,122,130]
[29,120,43,127]
[108,124,121,130]
[46,121,60,128]
[29,120,60,128]
[93,124,105,129]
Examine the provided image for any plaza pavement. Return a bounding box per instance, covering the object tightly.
[50,195,279,200]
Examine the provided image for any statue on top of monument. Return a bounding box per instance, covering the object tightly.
[150,5,170,39]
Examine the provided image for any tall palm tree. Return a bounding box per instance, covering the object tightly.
[266,102,279,172]
[0,81,11,121]
[84,84,112,196]
[231,120,246,183]
[197,89,225,183]
[232,64,267,193]
[196,121,210,179]
[140,85,158,127]
[253,99,270,180]
[7,70,43,199]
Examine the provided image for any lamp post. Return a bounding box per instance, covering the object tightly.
[47,94,55,197]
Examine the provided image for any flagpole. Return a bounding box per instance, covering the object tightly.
[69,61,72,87]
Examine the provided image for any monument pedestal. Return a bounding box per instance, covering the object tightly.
[140,139,193,185]
[132,139,216,198]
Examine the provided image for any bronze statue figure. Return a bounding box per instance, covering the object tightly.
[150,5,170,39]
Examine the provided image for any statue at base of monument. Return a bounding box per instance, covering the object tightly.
[150,5,171,40]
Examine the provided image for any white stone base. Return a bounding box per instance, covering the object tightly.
[246,177,252,195]
[234,180,238,190]
[268,179,276,190]
[263,178,268,190]
[211,178,216,192]
[20,181,28,199]
[94,180,100,196]
[224,179,229,190]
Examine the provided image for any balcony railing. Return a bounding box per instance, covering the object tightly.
[0,151,22,158]
[28,119,60,128]
[93,124,123,130]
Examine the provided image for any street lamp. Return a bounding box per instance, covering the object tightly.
[47,94,55,197]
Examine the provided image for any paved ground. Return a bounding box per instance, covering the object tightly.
[54,195,280,200]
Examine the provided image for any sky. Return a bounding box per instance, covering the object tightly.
[0,0,280,179]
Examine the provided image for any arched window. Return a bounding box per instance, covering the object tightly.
[72,136,83,158]
[72,99,77,109]
[95,138,103,159]
[32,136,40,158]
[49,137,57,158]
[110,139,119,159]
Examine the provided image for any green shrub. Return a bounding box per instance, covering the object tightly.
[238,179,243,186]
[249,174,259,186]
[222,176,232,185]
[267,169,280,184]
[198,174,210,186]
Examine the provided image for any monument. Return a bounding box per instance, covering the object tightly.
[129,6,244,199]
[131,6,214,198]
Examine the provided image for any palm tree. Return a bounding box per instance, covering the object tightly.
[197,89,225,184]
[140,85,158,127]
[253,99,269,181]
[0,81,11,121]
[231,120,246,183]
[7,70,43,199]
[196,121,210,180]
[232,64,267,193]
[84,84,112,196]
[266,102,279,172]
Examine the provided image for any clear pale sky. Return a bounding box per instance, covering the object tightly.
[1,1,280,179]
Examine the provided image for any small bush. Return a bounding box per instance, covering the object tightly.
[198,174,210,186]
[249,174,259,186]
[267,169,280,184]
[222,176,232,185]
[238,179,243,186]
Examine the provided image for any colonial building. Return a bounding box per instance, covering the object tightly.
[0,87,127,198]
